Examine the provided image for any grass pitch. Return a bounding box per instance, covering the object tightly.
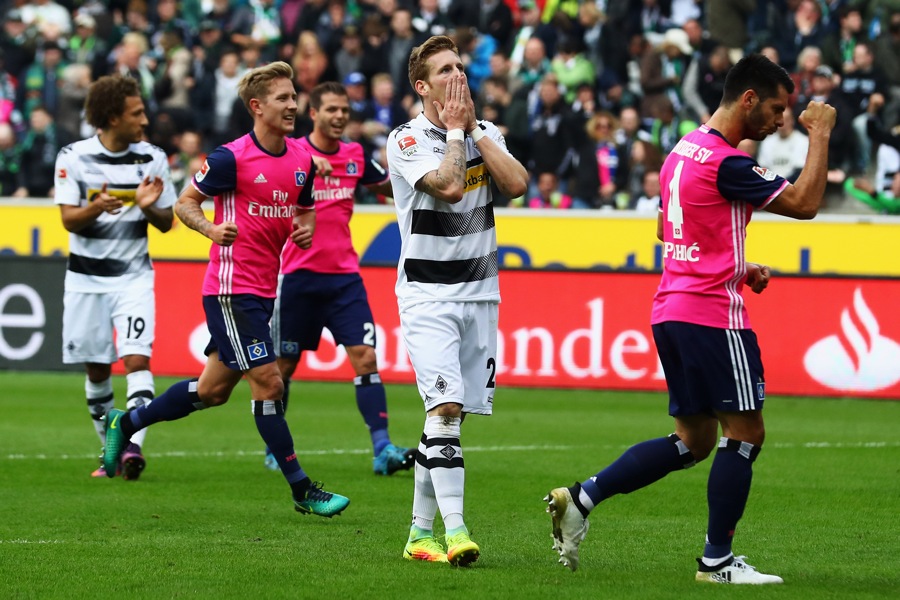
[1,371,898,599]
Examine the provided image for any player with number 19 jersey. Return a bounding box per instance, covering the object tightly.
[191,131,316,297]
[652,124,789,330]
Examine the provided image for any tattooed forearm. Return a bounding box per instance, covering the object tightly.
[175,201,211,237]
[416,139,468,202]
[444,140,467,179]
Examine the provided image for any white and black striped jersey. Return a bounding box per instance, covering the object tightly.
[387,113,508,308]
[54,136,176,293]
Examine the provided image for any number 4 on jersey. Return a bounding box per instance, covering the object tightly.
[668,160,685,240]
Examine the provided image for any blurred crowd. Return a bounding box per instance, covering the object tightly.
[1,0,899,212]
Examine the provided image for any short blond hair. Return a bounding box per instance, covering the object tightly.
[237,61,294,114]
[408,35,458,96]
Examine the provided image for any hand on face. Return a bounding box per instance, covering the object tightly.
[434,74,473,132]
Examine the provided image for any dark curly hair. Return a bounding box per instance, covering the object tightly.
[84,75,142,130]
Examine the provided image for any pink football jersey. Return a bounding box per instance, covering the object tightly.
[192,132,315,297]
[652,125,788,329]
[280,136,388,275]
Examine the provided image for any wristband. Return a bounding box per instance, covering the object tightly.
[469,127,485,143]
[446,129,465,142]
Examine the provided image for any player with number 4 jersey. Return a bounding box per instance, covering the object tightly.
[545,54,836,582]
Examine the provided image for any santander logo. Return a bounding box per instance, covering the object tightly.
[803,288,900,391]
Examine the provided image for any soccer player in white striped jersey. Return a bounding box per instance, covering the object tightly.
[386,35,528,566]
[54,75,176,480]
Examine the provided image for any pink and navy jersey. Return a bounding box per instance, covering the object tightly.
[280,136,388,275]
[652,125,789,329]
[191,132,316,297]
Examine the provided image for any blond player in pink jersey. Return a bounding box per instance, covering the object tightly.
[100,62,350,518]
[546,54,836,581]
[269,81,417,476]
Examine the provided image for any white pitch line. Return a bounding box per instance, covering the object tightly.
[2,441,898,462]
[2,444,576,461]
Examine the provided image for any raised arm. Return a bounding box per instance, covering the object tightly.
[415,75,471,203]
[765,101,836,219]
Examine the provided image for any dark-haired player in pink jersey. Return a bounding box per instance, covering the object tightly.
[270,81,416,476]
[547,54,836,581]
[101,62,350,518]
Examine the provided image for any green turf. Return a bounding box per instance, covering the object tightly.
[1,372,898,599]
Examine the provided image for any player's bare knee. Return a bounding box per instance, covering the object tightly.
[347,345,377,375]
[86,363,112,382]
[428,402,463,418]
[121,354,150,373]
[276,356,299,379]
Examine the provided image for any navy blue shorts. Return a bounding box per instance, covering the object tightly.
[652,321,766,416]
[203,294,276,371]
[273,271,376,357]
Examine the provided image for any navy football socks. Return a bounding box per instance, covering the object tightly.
[704,438,759,560]
[354,373,391,455]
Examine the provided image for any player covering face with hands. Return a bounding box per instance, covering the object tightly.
[387,35,528,566]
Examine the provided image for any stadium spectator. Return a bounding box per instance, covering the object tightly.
[229,0,281,62]
[550,37,595,104]
[150,0,195,59]
[360,72,408,147]
[108,32,156,114]
[55,74,175,480]
[20,0,73,39]
[682,43,732,123]
[168,129,205,193]
[291,30,335,95]
[207,48,245,147]
[570,111,626,210]
[333,25,364,84]
[526,72,580,191]
[23,39,67,121]
[640,27,692,119]
[630,167,661,212]
[17,105,72,197]
[873,10,900,127]
[516,170,572,208]
[644,96,698,156]
[411,0,453,40]
[0,10,35,83]
[0,121,22,196]
[840,41,890,173]
[706,0,754,64]
[820,5,866,74]
[790,45,823,108]
[774,0,825,71]
[757,106,808,182]
[100,61,351,519]
[56,63,92,140]
[386,8,420,101]
[66,12,108,81]
[510,35,550,92]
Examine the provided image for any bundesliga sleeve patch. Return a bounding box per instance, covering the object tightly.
[752,166,776,181]
[398,135,419,157]
[56,168,67,179]
[196,159,210,182]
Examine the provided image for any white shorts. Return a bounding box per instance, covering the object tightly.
[400,301,498,415]
[62,288,156,364]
